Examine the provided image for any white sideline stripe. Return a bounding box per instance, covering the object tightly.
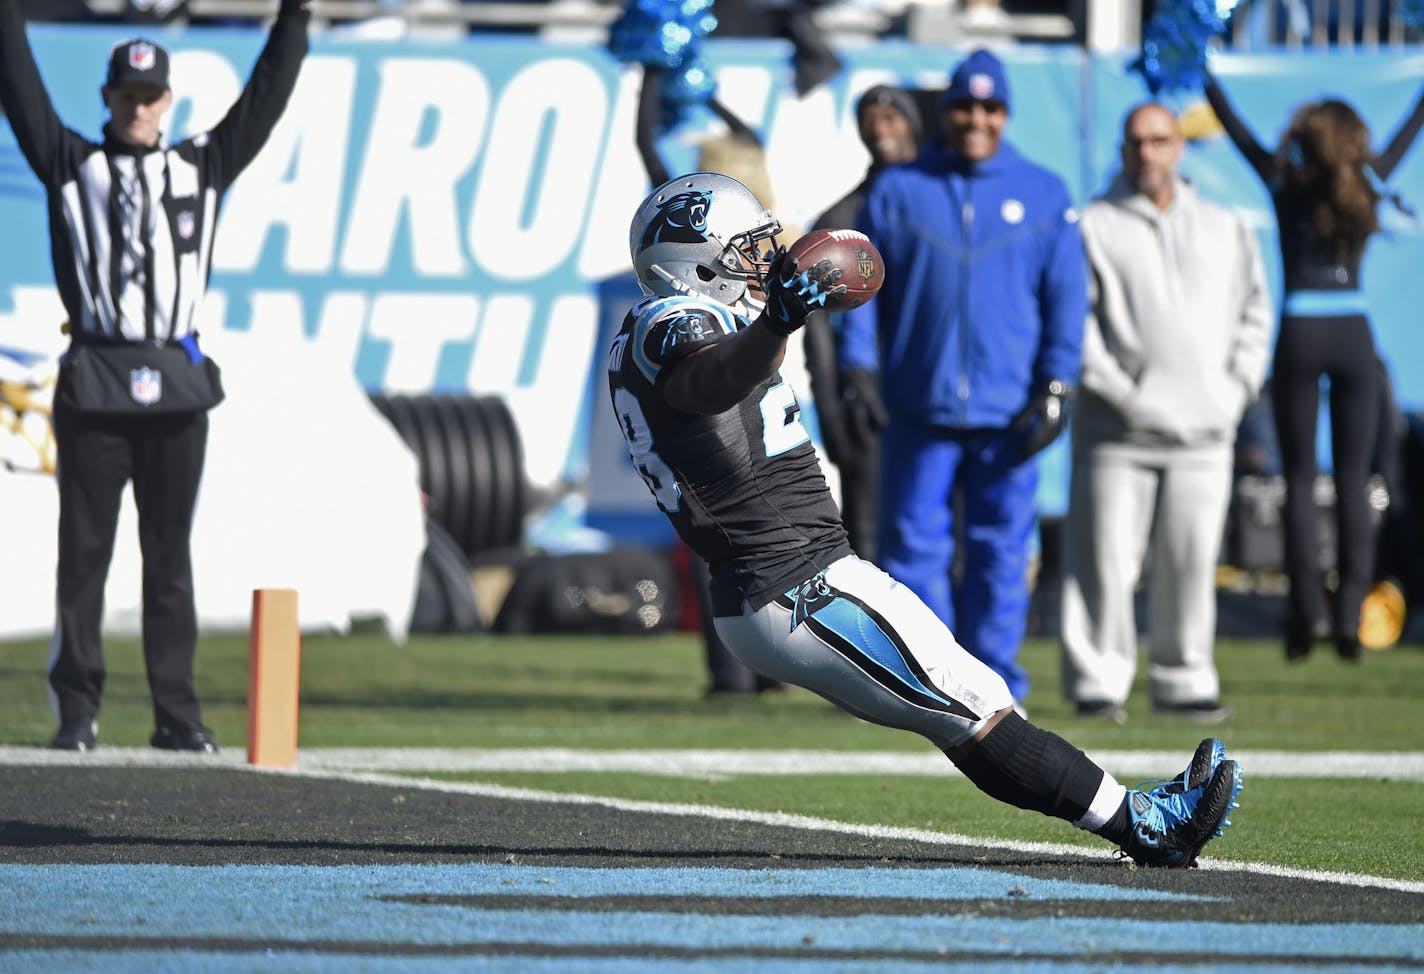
[3,746,1423,781]
[298,748,1424,782]
[2,745,1420,895]
[302,768,1424,897]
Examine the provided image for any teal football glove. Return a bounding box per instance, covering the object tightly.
[763,253,847,337]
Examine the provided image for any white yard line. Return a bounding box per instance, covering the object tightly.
[299,767,1424,897]
[4,744,1421,895]
[3,745,1423,781]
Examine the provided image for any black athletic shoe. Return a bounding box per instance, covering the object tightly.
[1076,700,1127,724]
[150,723,219,753]
[50,718,97,752]
[1286,619,1331,662]
[1151,700,1235,724]
[1334,632,1364,662]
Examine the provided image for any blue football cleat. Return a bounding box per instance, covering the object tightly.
[1118,740,1243,868]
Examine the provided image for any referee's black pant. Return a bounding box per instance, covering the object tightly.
[49,401,209,731]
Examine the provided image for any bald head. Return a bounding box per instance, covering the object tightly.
[1120,102,1183,209]
[1122,102,1177,139]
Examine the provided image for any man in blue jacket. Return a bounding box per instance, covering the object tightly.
[838,49,1086,707]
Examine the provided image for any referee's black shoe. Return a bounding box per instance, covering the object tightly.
[151,723,219,753]
[50,718,98,752]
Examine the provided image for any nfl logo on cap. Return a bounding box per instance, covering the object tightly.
[108,37,171,90]
[129,42,156,72]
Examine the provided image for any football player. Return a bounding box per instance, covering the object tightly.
[608,172,1244,867]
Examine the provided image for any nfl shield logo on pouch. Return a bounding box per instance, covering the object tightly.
[130,367,162,406]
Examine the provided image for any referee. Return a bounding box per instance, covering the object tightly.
[0,0,310,752]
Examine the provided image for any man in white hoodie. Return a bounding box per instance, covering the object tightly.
[1061,102,1273,723]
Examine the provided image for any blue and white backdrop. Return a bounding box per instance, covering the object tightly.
[1,26,1420,635]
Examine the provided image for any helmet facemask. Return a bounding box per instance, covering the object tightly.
[725,219,784,293]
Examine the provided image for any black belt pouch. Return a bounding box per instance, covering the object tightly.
[57,338,225,415]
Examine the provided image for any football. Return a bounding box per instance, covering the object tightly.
[785,228,885,310]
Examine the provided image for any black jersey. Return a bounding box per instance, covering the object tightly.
[607,293,851,615]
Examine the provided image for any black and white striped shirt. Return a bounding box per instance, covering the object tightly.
[0,2,308,344]
[54,137,223,342]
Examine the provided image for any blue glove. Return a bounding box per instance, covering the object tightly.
[763,253,847,337]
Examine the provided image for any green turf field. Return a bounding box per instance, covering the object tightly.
[2,630,1420,880]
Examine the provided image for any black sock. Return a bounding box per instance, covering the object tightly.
[947,711,1106,824]
[1094,798,1133,844]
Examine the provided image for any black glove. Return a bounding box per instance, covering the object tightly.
[279,0,311,15]
[1011,379,1073,459]
[839,368,887,455]
[762,252,847,337]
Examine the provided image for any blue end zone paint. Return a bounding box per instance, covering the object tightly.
[0,863,1202,918]
[2,863,1421,968]
[1,955,1378,974]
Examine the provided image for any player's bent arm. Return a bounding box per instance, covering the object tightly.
[662,323,788,415]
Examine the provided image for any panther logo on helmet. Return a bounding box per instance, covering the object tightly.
[639,191,712,251]
[629,172,781,303]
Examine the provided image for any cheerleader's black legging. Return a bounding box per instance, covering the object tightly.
[1271,313,1380,642]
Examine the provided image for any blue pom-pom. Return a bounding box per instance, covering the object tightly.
[607,0,719,130]
[1132,0,1235,94]
[607,0,717,69]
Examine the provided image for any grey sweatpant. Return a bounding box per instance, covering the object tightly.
[1060,440,1233,707]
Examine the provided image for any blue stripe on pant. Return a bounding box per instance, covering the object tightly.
[792,585,978,719]
[713,556,1013,750]
[876,424,1037,701]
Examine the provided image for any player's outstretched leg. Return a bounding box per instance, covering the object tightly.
[1114,738,1243,868]
[714,559,1244,868]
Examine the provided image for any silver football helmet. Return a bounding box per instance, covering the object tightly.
[628,172,783,304]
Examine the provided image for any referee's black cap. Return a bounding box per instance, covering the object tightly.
[106,38,171,91]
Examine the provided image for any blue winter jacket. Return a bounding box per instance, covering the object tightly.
[838,141,1087,428]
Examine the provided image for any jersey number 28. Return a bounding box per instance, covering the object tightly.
[613,383,809,513]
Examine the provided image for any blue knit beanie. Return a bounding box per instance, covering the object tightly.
[943,49,1010,113]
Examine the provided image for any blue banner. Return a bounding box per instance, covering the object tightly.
[2,29,1421,518]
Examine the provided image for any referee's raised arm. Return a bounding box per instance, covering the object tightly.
[202,0,311,192]
[0,0,84,187]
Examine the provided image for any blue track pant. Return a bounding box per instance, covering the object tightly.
[875,424,1038,701]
